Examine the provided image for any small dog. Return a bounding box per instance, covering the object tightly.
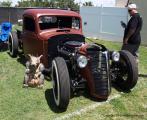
[23,54,45,88]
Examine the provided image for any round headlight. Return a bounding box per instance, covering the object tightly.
[77,55,88,68]
[112,52,120,62]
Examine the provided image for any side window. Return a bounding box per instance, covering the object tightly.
[24,17,35,32]
[72,17,80,30]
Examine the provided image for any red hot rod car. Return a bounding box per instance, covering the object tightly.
[8,9,138,110]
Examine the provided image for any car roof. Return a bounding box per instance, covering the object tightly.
[23,9,80,18]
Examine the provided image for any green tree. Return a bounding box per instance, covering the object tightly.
[0,0,12,7]
[53,0,79,10]
[17,0,79,10]
[17,0,41,7]
[83,1,93,6]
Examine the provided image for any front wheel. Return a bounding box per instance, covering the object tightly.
[51,57,70,110]
[112,50,138,90]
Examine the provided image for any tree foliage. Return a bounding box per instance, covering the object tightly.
[83,1,93,6]
[17,0,79,10]
[0,0,12,7]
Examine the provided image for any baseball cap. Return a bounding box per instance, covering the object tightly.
[128,3,137,10]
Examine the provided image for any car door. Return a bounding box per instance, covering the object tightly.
[22,16,43,56]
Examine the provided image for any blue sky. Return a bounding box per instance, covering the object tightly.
[1,0,99,6]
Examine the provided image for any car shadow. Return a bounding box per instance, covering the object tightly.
[0,42,8,52]
[45,76,52,82]
[45,88,107,113]
[139,74,147,78]
[45,89,67,113]
[17,52,27,66]
[7,50,27,67]
[112,82,131,93]
[72,88,108,102]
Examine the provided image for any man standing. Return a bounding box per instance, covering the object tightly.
[121,3,143,62]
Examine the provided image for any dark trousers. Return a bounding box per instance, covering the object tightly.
[121,44,140,57]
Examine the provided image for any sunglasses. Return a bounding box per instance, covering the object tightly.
[128,9,132,12]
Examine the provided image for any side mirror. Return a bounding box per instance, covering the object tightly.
[18,19,23,26]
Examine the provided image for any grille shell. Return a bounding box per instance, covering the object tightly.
[87,49,110,97]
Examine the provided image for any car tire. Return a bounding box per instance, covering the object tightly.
[51,57,70,109]
[114,50,138,90]
[8,32,18,57]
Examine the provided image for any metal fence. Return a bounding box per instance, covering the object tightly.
[80,6,128,42]
[80,5,146,45]
[0,7,75,24]
[0,6,146,45]
[0,7,78,24]
[0,7,25,24]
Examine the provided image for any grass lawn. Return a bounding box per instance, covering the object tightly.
[0,39,147,120]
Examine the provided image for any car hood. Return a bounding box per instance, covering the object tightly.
[38,28,82,41]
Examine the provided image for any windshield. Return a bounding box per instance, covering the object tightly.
[39,16,80,30]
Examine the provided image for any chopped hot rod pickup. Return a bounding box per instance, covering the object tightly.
[8,9,138,110]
